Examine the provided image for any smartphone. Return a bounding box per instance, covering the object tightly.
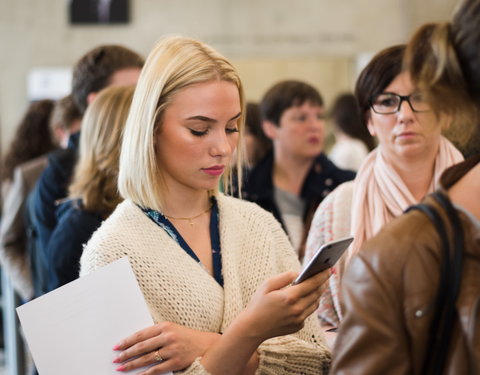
[292,236,354,285]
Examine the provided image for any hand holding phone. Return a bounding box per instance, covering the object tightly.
[292,236,354,285]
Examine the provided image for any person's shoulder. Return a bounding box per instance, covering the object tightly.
[17,155,49,177]
[80,202,138,276]
[36,148,75,191]
[45,148,77,181]
[47,147,75,166]
[89,200,152,242]
[216,194,292,253]
[5,156,49,201]
[330,162,356,181]
[50,201,102,248]
[330,180,354,200]
[55,199,77,221]
[316,153,356,180]
[81,201,130,249]
[218,193,272,214]
[243,152,273,188]
[315,180,354,216]
[56,199,102,227]
[217,193,280,224]
[95,200,139,227]
[311,180,354,228]
[359,208,435,271]
[248,151,273,174]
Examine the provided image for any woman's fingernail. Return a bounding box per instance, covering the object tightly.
[112,344,121,351]
[116,365,126,372]
[112,357,121,364]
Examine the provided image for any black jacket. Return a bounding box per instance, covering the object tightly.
[46,199,103,292]
[243,151,355,231]
[26,131,80,297]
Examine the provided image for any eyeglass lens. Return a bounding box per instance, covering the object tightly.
[371,93,430,114]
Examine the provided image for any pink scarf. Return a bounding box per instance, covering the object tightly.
[347,136,463,262]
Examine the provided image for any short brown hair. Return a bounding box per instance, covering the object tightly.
[72,45,144,114]
[354,45,405,128]
[260,80,323,126]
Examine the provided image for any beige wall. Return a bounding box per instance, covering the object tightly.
[233,57,353,104]
[0,0,458,150]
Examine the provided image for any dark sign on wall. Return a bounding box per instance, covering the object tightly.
[69,0,129,24]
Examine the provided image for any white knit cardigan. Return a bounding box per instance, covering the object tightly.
[80,194,330,374]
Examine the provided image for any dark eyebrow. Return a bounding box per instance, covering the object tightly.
[186,112,242,123]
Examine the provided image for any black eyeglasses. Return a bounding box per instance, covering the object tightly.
[370,92,430,114]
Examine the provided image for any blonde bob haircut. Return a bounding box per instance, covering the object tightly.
[118,35,246,211]
[69,85,135,217]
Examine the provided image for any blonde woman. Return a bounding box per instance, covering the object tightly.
[80,36,331,375]
[46,85,134,292]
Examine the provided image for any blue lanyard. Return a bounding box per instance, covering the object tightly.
[141,198,223,287]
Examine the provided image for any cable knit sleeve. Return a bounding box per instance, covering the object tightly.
[257,333,330,375]
[224,198,331,374]
[179,333,332,375]
[257,227,332,373]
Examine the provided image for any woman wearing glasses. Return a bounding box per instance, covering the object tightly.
[302,44,463,338]
[333,0,480,372]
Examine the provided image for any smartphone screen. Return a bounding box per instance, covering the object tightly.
[292,236,354,285]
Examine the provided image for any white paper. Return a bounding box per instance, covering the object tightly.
[17,257,172,375]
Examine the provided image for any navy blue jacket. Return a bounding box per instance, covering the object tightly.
[32,132,80,252]
[243,151,355,231]
[27,132,80,296]
[46,199,103,291]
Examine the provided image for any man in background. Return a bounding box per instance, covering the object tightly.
[27,44,144,298]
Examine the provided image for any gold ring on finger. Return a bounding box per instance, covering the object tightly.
[154,349,163,362]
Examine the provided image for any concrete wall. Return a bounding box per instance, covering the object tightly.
[0,0,458,150]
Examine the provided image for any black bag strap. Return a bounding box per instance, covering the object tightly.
[406,191,464,375]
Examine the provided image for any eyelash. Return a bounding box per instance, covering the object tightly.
[189,127,239,137]
[226,127,239,134]
[189,129,208,136]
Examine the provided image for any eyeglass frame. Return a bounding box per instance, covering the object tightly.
[369,92,430,115]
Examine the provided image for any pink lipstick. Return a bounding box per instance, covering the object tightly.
[202,165,225,176]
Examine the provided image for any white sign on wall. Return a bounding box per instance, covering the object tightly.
[27,68,72,101]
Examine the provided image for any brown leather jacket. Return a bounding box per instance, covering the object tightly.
[331,157,480,375]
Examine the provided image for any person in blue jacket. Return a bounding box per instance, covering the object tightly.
[46,85,134,291]
[27,44,143,297]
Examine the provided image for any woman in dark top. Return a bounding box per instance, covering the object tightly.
[46,85,134,291]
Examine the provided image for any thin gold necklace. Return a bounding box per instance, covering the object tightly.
[164,205,212,226]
